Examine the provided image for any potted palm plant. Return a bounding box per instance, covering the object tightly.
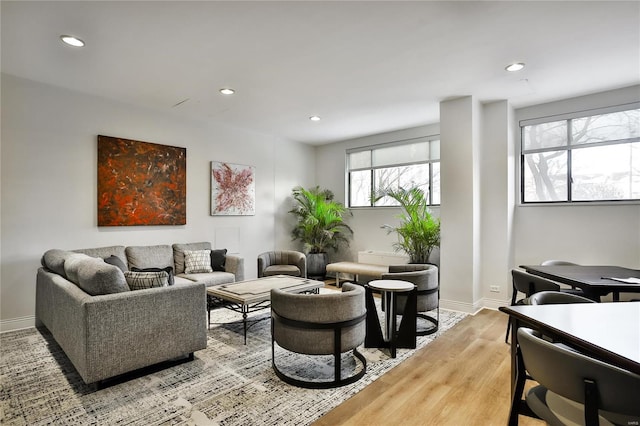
[289,186,353,278]
[375,186,440,264]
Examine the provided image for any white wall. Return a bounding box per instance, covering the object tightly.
[514,86,640,273]
[0,74,315,331]
[274,142,317,250]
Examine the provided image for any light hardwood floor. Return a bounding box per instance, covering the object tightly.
[313,305,544,426]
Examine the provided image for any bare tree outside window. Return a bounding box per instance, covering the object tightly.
[521,108,639,203]
[347,138,440,208]
[523,151,568,201]
[374,165,429,206]
[349,170,371,207]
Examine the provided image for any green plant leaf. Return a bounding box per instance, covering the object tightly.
[375,186,440,263]
[289,186,353,253]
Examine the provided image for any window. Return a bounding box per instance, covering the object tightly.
[347,136,440,207]
[520,105,640,203]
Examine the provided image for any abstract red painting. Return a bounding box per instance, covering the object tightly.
[97,135,186,226]
[211,161,255,216]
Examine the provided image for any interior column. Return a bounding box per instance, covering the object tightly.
[439,96,482,310]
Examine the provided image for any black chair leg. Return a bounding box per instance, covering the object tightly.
[509,345,527,425]
[505,287,518,343]
[272,344,366,389]
[416,312,438,336]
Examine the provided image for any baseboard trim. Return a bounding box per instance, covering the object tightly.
[0,315,36,333]
[441,297,509,315]
[481,297,510,311]
[440,299,477,314]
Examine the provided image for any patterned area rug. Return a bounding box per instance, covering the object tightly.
[1,294,466,426]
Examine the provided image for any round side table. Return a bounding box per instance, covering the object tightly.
[368,279,416,357]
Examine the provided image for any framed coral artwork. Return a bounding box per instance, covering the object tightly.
[97,135,186,226]
[211,161,255,216]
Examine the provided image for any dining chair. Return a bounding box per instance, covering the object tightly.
[527,290,596,305]
[505,269,560,343]
[540,260,578,266]
[541,259,581,290]
[539,260,600,301]
[508,288,597,418]
[515,327,640,425]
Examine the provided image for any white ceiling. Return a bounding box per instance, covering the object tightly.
[2,1,639,145]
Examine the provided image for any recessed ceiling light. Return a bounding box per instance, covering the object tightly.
[309,116,321,122]
[219,88,235,95]
[505,62,525,72]
[60,35,85,47]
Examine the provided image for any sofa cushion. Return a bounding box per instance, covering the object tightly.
[264,265,301,277]
[178,272,236,286]
[64,253,94,284]
[125,245,173,270]
[131,266,174,286]
[124,270,169,290]
[210,249,227,272]
[104,255,128,272]
[42,249,72,277]
[77,259,130,295]
[74,246,128,269]
[173,275,199,285]
[184,250,213,273]
[172,242,212,274]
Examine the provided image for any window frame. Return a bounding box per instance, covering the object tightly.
[519,103,640,205]
[346,135,441,208]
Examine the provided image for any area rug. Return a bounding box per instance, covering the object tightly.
[0,296,467,426]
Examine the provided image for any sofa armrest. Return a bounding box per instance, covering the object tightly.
[36,268,92,366]
[225,255,244,281]
[293,252,307,278]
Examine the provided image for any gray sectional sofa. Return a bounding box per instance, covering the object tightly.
[36,242,244,385]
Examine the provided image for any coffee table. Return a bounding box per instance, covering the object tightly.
[206,275,324,344]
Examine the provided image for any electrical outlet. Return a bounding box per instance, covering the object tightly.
[490,285,500,293]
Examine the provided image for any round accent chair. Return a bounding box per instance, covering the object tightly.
[270,282,367,388]
[258,250,306,278]
[380,264,439,336]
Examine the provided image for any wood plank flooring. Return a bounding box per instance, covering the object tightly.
[313,306,544,426]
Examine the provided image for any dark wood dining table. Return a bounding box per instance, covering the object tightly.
[520,264,640,301]
[500,302,640,424]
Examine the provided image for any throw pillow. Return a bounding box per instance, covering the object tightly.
[172,242,211,274]
[104,255,128,272]
[210,249,227,272]
[124,270,169,290]
[131,266,174,286]
[184,249,213,274]
[78,260,129,295]
[63,253,93,284]
[41,249,71,277]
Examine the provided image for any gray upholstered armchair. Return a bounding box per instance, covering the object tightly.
[380,264,439,336]
[270,282,367,388]
[257,250,306,278]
